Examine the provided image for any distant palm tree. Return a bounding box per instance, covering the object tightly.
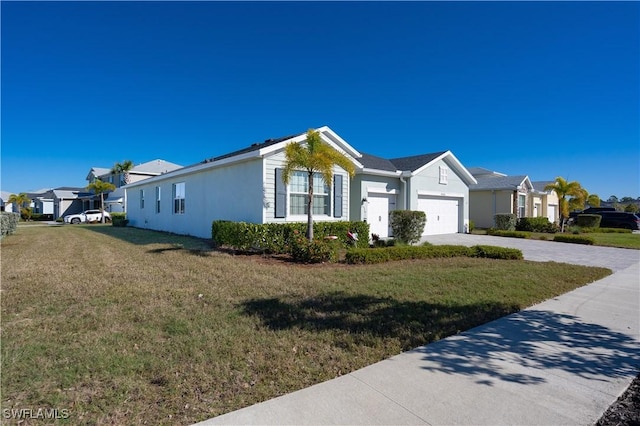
[8,193,32,220]
[282,129,355,241]
[545,177,582,231]
[111,160,134,186]
[87,180,116,223]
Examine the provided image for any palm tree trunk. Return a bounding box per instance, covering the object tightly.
[307,171,314,241]
[101,193,106,223]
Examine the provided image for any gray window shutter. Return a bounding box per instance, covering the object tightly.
[275,168,286,218]
[333,174,343,218]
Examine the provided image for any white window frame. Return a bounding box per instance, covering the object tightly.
[439,166,448,185]
[140,189,145,209]
[288,171,330,216]
[518,194,526,218]
[173,182,185,214]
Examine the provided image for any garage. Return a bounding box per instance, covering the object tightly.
[417,196,461,235]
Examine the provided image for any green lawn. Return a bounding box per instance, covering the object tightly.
[1,225,611,425]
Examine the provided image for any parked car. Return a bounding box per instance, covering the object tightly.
[64,210,112,224]
[568,207,617,224]
[595,212,640,230]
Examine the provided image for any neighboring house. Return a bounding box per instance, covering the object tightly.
[87,159,183,188]
[468,168,559,228]
[0,191,16,212]
[125,126,477,239]
[50,187,98,219]
[27,189,55,216]
[87,159,183,213]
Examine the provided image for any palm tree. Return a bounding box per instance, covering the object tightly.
[8,193,32,220]
[544,177,582,231]
[282,129,356,241]
[111,160,134,186]
[87,180,116,223]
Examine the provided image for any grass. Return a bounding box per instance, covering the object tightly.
[1,225,612,425]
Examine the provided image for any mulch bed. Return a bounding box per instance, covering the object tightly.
[596,372,640,426]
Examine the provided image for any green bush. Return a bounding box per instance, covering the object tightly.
[289,236,339,263]
[487,229,530,239]
[516,217,557,233]
[494,213,517,231]
[472,245,523,260]
[111,213,129,227]
[211,220,370,255]
[576,214,601,228]
[344,244,522,264]
[468,220,475,233]
[30,213,54,221]
[553,234,595,245]
[20,207,33,221]
[389,210,426,245]
[1,212,20,237]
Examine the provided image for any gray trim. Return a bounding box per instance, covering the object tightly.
[333,174,343,218]
[275,168,286,218]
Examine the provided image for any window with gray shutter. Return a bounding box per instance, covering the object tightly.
[275,168,286,218]
[333,174,343,218]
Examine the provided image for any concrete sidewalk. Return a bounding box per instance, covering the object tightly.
[197,237,640,425]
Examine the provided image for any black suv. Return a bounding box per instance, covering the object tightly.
[568,207,616,223]
[596,212,640,230]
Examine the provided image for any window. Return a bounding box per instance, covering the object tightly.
[155,186,161,214]
[140,189,145,209]
[518,194,526,218]
[439,166,448,184]
[173,182,185,214]
[289,171,330,216]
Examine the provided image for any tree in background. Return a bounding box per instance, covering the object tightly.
[282,129,355,241]
[8,193,32,221]
[87,180,116,223]
[545,177,582,231]
[111,160,135,186]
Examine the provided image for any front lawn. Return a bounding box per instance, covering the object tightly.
[1,226,611,425]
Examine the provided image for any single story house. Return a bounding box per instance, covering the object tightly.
[468,168,559,228]
[125,126,477,240]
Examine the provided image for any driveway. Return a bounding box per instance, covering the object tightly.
[421,233,640,272]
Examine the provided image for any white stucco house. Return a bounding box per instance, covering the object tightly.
[125,126,477,240]
[468,168,559,229]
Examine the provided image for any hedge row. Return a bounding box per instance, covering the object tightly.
[0,212,20,237]
[487,229,531,239]
[211,220,370,254]
[111,213,129,227]
[345,244,523,264]
[553,234,595,245]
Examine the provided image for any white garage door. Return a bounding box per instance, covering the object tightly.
[417,196,460,235]
[367,194,396,238]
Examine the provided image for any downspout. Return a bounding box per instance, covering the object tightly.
[399,175,407,210]
[400,171,411,210]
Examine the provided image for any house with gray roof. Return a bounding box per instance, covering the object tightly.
[124,126,477,239]
[468,169,559,228]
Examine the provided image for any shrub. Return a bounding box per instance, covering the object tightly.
[289,236,339,263]
[111,213,129,227]
[553,234,595,245]
[516,217,557,233]
[494,213,516,231]
[30,214,54,221]
[472,245,523,260]
[487,229,530,239]
[1,212,20,237]
[389,210,426,245]
[211,220,370,255]
[468,220,475,233]
[576,214,601,228]
[20,207,33,221]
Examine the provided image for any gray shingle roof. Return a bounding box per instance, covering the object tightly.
[359,152,398,172]
[470,175,529,191]
[133,159,183,174]
[207,133,303,163]
[389,151,447,173]
[532,181,554,192]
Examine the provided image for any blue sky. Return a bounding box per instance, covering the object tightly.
[2,1,638,200]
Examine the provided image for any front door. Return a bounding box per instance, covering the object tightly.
[367,194,396,238]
